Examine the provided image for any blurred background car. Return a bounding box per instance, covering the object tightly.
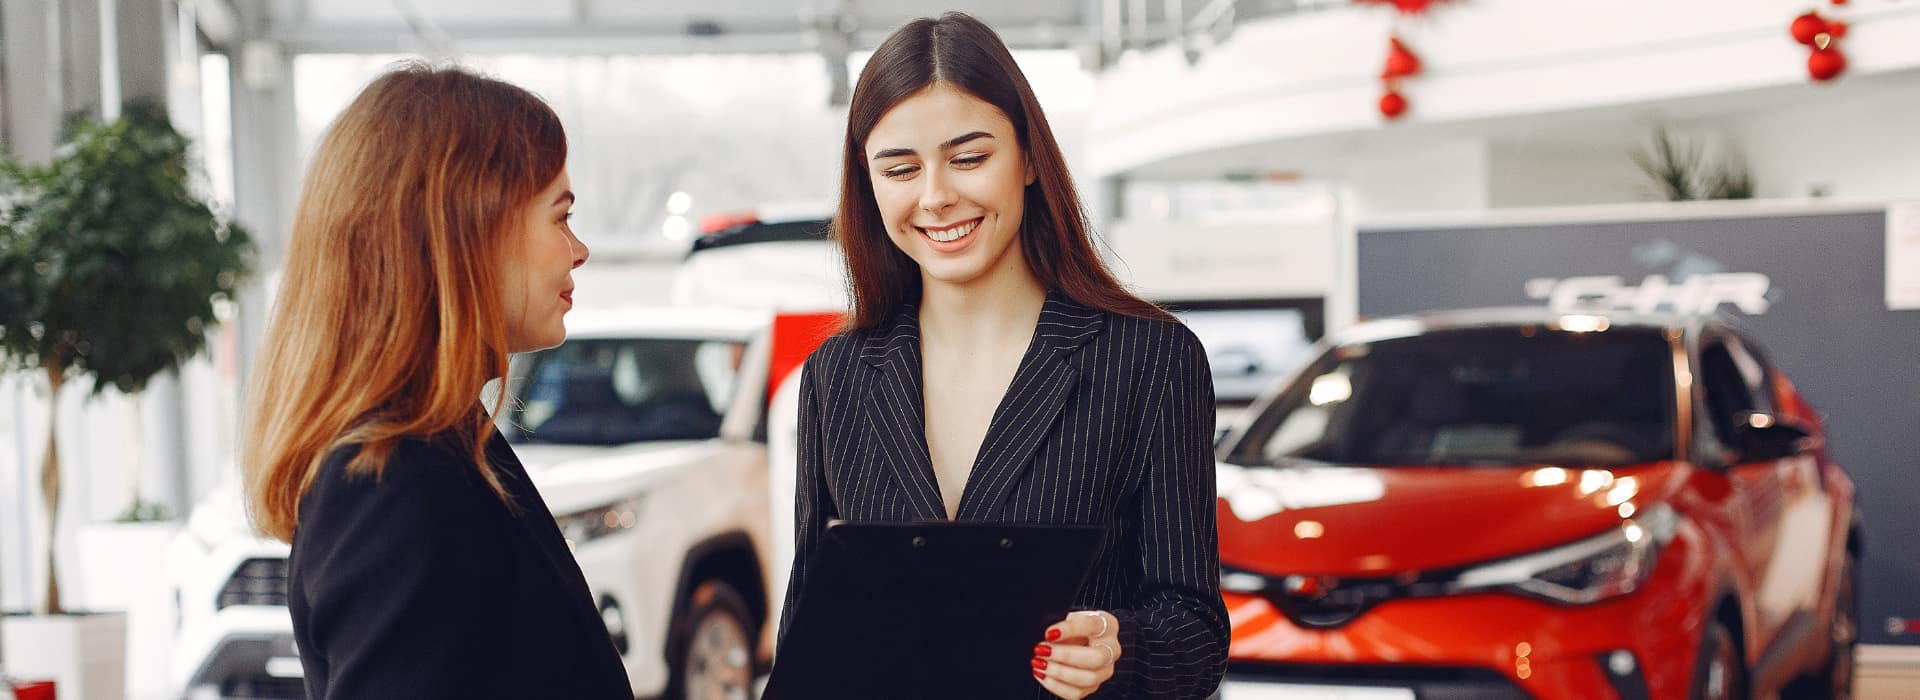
[166,306,778,700]
[1213,309,1860,700]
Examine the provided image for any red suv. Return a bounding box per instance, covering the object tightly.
[1214,309,1860,700]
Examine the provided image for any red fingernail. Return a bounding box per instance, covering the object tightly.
[1035,644,1053,657]
[1034,671,1047,680]
[1032,658,1048,670]
[1047,629,1062,641]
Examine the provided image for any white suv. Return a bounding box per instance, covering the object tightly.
[168,306,776,700]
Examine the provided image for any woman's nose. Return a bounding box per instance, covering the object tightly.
[919,170,958,214]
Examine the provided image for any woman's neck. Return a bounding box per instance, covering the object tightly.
[917,263,1048,354]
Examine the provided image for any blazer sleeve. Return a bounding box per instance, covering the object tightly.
[1100,328,1231,698]
[295,441,522,700]
[777,355,839,648]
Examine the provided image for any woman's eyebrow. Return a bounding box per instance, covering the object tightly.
[870,131,995,160]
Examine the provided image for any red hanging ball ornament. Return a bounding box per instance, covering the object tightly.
[1808,46,1847,81]
[1383,37,1423,79]
[1791,12,1829,46]
[1379,90,1409,120]
[1353,0,1446,15]
[1830,0,1848,5]
[1827,21,1848,40]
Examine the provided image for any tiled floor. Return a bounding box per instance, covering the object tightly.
[746,646,1920,699]
[1859,644,1920,700]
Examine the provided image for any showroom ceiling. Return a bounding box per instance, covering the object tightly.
[260,0,1105,55]
[246,0,1344,56]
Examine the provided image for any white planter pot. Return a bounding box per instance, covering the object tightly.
[1,612,126,700]
[76,521,180,700]
[75,522,179,612]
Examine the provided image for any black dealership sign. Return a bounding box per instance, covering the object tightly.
[1358,205,1919,646]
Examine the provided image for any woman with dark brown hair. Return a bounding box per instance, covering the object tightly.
[779,12,1228,699]
[243,64,631,698]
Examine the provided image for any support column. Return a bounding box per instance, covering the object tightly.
[223,11,298,505]
[62,0,106,116]
[229,40,298,373]
[108,0,200,518]
[1088,174,1128,266]
[3,0,66,164]
[113,0,172,108]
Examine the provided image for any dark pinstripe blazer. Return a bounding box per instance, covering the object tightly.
[779,290,1229,698]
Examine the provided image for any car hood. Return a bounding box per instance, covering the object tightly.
[515,440,719,515]
[1215,459,1688,576]
[182,480,289,554]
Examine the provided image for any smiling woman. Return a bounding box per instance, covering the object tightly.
[865,88,1036,291]
[779,11,1229,700]
[240,63,627,699]
[501,176,588,352]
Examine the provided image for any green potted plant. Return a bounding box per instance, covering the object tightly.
[1630,126,1756,202]
[0,100,252,699]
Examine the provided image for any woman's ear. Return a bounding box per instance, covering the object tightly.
[1025,158,1037,187]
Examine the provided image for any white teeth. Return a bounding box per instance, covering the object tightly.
[924,219,978,243]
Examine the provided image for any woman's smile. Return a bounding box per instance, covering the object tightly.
[917,216,984,251]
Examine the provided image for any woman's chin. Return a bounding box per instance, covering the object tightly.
[507,328,567,354]
[918,259,991,288]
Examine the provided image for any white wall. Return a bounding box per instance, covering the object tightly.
[1488,143,1648,210]
[1480,81,1920,210]
[1341,138,1491,214]
[1731,78,1920,202]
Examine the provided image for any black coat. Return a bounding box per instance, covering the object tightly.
[779,291,1230,698]
[288,425,633,700]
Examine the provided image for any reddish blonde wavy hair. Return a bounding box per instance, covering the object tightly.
[244,64,566,542]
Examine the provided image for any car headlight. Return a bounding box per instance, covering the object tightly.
[1220,565,1270,594]
[1454,504,1681,605]
[599,595,629,655]
[555,495,646,548]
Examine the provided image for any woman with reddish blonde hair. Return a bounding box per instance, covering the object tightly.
[779,12,1228,699]
[243,64,630,698]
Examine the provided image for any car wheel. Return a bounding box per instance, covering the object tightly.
[1785,552,1859,700]
[1691,616,1745,700]
[1826,553,1861,698]
[668,580,755,700]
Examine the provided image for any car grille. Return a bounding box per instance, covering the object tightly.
[1228,661,1533,700]
[220,674,306,700]
[218,558,289,609]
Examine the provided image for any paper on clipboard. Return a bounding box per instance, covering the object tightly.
[1889,203,1920,311]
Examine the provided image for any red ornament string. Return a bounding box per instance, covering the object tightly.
[1353,0,1444,14]
[1792,1,1852,82]
[1354,0,1454,120]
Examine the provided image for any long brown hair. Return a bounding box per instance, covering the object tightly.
[835,12,1171,330]
[244,64,566,542]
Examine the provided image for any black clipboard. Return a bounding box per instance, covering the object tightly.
[765,520,1105,699]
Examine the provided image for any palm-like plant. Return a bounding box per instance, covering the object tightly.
[1631,126,1756,202]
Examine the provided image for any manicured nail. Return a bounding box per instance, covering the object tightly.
[1034,671,1047,680]
[1035,644,1053,657]
[1032,658,1049,670]
[1047,629,1062,641]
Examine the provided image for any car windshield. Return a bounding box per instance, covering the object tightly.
[1228,325,1676,468]
[501,337,743,446]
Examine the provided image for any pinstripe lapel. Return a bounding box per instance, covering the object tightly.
[955,291,1104,521]
[859,306,948,521]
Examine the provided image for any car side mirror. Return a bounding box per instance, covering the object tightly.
[1732,411,1814,462]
